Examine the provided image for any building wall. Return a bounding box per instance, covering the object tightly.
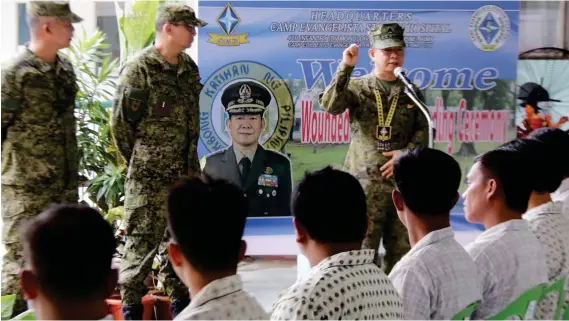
[1,0,199,64]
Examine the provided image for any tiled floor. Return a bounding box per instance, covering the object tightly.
[238,257,297,311]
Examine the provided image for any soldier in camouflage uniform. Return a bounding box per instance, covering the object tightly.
[110,3,206,320]
[1,1,81,318]
[319,24,429,273]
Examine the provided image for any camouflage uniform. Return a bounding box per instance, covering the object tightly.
[0,2,82,317]
[319,24,429,273]
[110,4,206,319]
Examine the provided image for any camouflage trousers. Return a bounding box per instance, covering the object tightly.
[361,187,410,274]
[1,185,64,318]
[119,188,188,306]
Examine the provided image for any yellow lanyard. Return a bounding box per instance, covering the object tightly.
[373,89,399,127]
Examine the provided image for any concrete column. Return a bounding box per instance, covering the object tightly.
[560,1,568,49]
[1,0,19,64]
[185,0,199,63]
[70,0,96,36]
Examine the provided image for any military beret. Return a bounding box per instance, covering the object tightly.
[368,23,406,49]
[27,1,83,23]
[156,3,207,27]
[221,81,271,115]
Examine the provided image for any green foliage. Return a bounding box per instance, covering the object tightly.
[116,0,166,64]
[63,28,121,174]
[105,206,125,224]
[1,295,16,319]
[61,28,125,212]
[1,295,36,320]
[11,311,35,321]
[86,163,125,210]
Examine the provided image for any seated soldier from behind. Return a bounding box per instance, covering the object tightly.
[529,128,569,218]
[271,166,403,320]
[19,204,117,320]
[463,141,548,319]
[388,148,482,320]
[166,175,267,320]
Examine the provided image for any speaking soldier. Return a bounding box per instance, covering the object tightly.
[319,23,429,273]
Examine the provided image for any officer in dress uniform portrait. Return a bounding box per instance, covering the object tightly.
[201,81,293,217]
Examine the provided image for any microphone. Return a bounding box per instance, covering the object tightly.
[394,67,415,92]
[394,67,435,148]
[394,67,423,102]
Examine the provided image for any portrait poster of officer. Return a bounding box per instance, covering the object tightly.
[200,80,293,217]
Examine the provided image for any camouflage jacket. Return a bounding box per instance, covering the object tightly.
[319,63,429,183]
[110,45,202,189]
[1,48,78,195]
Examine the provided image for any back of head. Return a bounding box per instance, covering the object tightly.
[394,148,461,216]
[292,166,367,244]
[20,204,116,300]
[476,141,532,213]
[167,175,247,273]
[506,137,563,193]
[528,127,569,178]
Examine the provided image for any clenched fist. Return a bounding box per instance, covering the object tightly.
[343,44,359,67]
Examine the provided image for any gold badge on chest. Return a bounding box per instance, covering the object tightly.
[373,89,399,151]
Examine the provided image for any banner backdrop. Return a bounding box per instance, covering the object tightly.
[197,1,520,220]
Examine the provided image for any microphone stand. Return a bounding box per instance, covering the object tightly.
[402,87,435,149]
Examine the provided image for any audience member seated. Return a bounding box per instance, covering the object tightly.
[529,128,569,218]
[511,137,569,282]
[166,175,268,320]
[511,137,569,319]
[462,142,548,319]
[19,204,117,320]
[388,148,482,319]
[271,166,403,320]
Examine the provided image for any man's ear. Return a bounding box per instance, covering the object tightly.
[19,269,39,300]
[260,116,266,132]
[164,23,173,34]
[486,178,498,201]
[293,217,307,244]
[451,192,460,208]
[168,241,183,267]
[238,240,247,262]
[368,48,376,61]
[392,190,405,212]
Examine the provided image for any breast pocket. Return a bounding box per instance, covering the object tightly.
[151,95,174,118]
[125,87,149,122]
[392,105,417,142]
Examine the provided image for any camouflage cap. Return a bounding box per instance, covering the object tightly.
[156,4,207,27]
[368,23,406,49]
[26,1,83,23]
